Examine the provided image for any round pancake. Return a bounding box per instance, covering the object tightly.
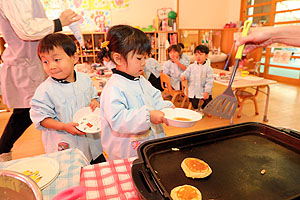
[170,185,202,200]
[181,158,212,178]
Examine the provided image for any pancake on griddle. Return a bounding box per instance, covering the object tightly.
[170,184,202,200]
[181,158,212,178]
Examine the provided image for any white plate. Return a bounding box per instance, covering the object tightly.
[162,108,202,128]
[73,107,101,134]
[5,157,60,190]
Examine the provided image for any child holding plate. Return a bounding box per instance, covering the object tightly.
[98,25,174,160]
[30,33,104,164]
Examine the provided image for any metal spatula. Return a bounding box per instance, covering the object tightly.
[204,20,252,119]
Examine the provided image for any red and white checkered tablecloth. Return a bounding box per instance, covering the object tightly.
[80,157,139,200]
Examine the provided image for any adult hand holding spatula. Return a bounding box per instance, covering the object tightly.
[204,20,252,119]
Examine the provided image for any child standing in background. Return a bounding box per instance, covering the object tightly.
[163,44,189,90]
[98,25,174,160]
[30,33,104,164]
[181,45,214,115]
[144,55,163,91]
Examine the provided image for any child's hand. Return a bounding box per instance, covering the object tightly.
[203,92,209,100]
[150,110,168,125]
[63,122,86,135]
[89,99,100,111]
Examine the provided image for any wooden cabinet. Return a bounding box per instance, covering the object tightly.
[211,61,226,69]
[145,31,178,62]
[67,31,178,64]
[179,29,222,54]
[67,32,106,64]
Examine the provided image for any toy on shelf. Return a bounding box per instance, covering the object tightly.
[157,8,172,31]
[168,10,177,31]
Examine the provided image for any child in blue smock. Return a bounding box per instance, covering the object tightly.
[163,45,189,90]
[181,45,214,115]
[30,33,104,164]
[98,25,174,160]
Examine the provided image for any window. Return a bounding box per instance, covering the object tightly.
[241,0,300,84]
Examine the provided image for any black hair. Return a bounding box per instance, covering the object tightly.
[194,45,209,55]
[167,44,182,59]
[96,47,110,65]
[38,33,77,57]
[98,25,151,63]
[178,43,184,49]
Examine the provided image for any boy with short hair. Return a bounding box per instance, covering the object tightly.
[30,33,104,164]
[181,45,214,115]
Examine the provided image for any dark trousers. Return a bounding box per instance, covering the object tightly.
[0,108,32,153]
[148,73,163,91]
[189,95,213,110]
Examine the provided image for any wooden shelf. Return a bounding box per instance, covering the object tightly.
[66,31,178,63]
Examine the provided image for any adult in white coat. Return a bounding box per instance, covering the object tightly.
[0,0,79,161]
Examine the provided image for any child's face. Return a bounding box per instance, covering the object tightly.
[40,46,78,82]
[195,51,208,65]
[122,51,147,77]
[169,49,180,61]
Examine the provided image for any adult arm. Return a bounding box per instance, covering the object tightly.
[1,0,79,40]
[236,25,300,53]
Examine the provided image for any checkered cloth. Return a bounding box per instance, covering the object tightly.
[80,157,139,200]
[0,148,89,200]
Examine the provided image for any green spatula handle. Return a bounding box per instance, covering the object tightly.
[235,20,252,60]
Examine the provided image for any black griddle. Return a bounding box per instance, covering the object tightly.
[131,122,300,200]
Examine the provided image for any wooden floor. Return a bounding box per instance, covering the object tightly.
[0,82,299,160]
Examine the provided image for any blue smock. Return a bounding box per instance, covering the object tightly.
[100,73,173,160]
[181,61,214,98]
[30,72,102,162]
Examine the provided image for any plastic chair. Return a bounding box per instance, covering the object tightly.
[235,87,259,118]
[180,79,192,109]
[160,72,183,104]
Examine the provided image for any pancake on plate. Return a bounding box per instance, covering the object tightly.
[170,185,202,200]
[181,158,212,178]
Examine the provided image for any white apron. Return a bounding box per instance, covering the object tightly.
[0,0,54,108]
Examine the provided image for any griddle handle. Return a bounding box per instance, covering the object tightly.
[131,159,166,200]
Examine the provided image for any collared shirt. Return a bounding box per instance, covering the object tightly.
[100,72,173,160]
[181,60,214,98]
[113,69,140,81]
[52,70,77,84]
[30,72,101,161]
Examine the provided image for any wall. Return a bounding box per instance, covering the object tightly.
[110,0,177,27]
[179,0,241,29]
[111,0,240,29]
